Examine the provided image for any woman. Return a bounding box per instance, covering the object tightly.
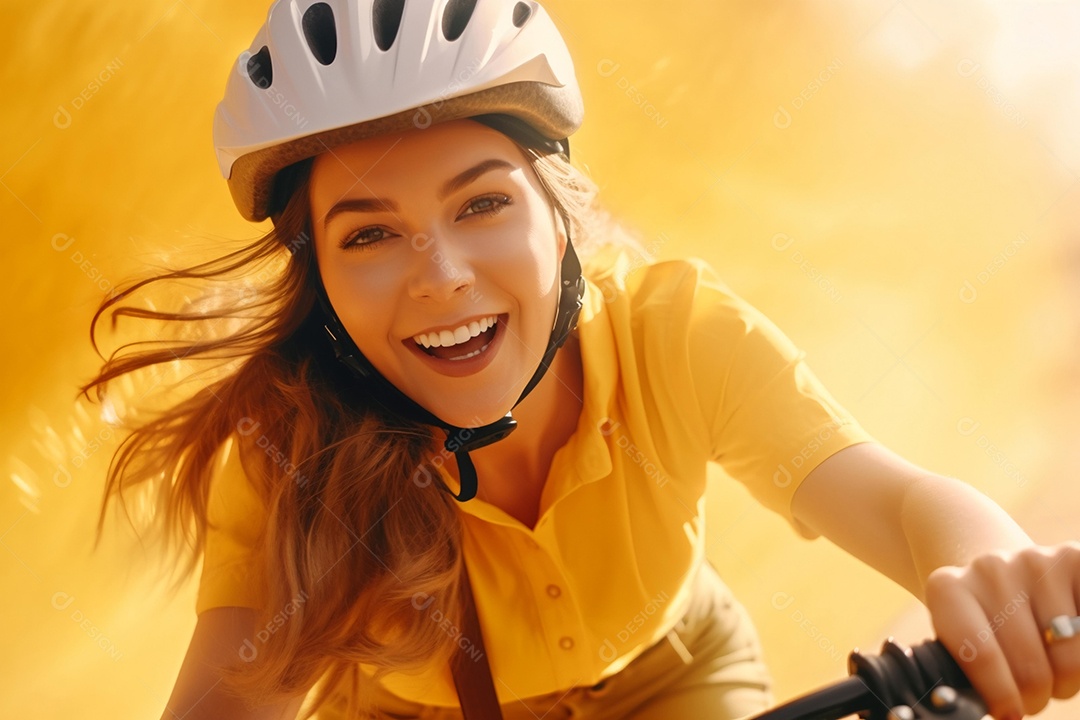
[82,1,1079,719]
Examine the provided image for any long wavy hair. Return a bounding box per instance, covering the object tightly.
[79,139,645,718]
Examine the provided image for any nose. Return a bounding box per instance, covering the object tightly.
[405,232,476,303]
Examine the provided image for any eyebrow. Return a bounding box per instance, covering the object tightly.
[321,158,515,229]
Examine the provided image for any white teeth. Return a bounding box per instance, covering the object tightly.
[450,344,488,361]
[413,315,498,350]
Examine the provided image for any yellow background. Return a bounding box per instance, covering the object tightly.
[2,1,1078,717]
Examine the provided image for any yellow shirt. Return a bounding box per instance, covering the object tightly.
[196,255,878,707]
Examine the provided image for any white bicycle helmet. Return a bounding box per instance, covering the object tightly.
[214,0,584,222]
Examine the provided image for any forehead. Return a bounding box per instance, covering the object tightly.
[308,119,527,197]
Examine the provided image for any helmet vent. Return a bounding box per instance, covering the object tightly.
[247,46,273,88]
[441,0,478,41]
[512,2,532,27]
[302,3,338,65]
[372,0,406,51]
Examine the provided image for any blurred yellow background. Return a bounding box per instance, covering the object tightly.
[2,0,1078,717]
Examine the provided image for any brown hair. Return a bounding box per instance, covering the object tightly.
[80,141,645,718]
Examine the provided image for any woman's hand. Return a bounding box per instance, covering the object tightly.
[924,541,1080,720]
[787,444,1077,717]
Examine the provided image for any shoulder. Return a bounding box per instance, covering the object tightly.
[584,252,762,341]
[205,434,270,532]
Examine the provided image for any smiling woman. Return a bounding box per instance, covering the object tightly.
[78,0,657,714]
[73,1,1080,720]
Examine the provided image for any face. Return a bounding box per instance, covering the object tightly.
[308,119,568,428]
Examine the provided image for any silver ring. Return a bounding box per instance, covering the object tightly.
[1044,615,1080,644]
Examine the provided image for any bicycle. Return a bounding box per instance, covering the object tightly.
[746,637,987,720]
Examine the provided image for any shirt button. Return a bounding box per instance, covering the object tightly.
[546,584,562,598]
[559,636,574,650]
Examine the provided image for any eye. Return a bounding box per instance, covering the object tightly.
[458,193,511,220]
[337,194,510,251]
[338,226,396,251]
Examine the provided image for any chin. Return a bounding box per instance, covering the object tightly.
[403,366,529,430]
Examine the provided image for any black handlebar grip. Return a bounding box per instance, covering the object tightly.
[849,637,983,719]
[745,637,986,720]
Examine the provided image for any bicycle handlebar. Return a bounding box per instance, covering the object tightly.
[747,638,989,720]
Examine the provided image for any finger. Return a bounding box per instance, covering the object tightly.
[982,582,1052,716]
[1033,545,1080,700]
[1045,615,1080,700]
[925,567,1024,720]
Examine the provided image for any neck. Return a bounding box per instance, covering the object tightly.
[460,330,584,498]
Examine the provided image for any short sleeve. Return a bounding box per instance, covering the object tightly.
[195,436,270,615]
[685,260,878,538]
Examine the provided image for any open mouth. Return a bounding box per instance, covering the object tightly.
[411,314,502,362]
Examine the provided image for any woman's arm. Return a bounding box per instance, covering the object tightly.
[789,442,1033,601]
[161,607,307,720]
[790,441,1079,720]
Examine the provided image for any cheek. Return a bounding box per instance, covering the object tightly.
[320,263,396,352]
[488,209,561,291]
[489,226,562,347]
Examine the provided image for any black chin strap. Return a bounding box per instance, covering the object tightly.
[315,241,584,502]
